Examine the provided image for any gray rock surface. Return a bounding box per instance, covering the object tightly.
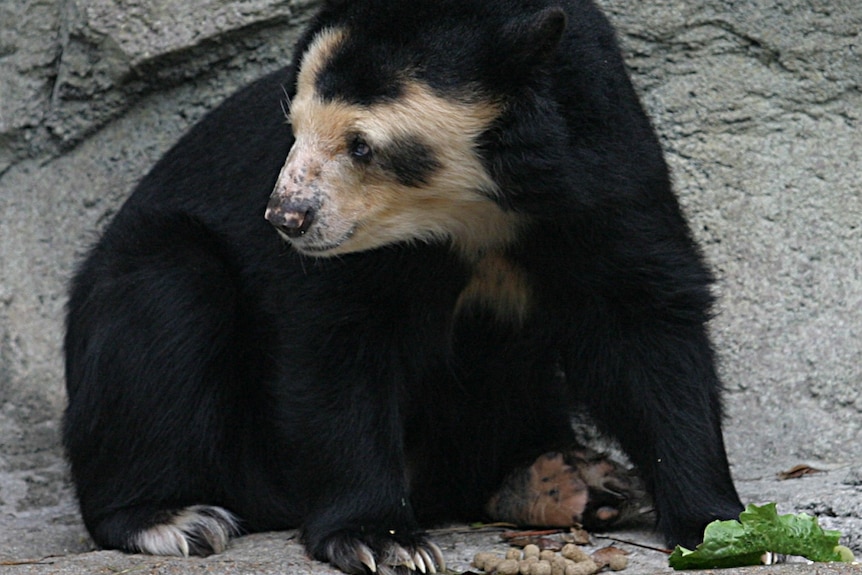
[1,0,860,572]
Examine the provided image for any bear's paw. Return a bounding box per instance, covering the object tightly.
[319,530,445,575]
[486,449,649,530]
[131,505,240,557]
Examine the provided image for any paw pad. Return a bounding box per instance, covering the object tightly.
[486,447,649,530]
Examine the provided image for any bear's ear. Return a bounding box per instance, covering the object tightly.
[503,7,567,66]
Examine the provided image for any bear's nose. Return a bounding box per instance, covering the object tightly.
[265,198,316,238]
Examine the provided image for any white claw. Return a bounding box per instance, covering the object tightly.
[357,542,377,573]
[395,546,416,570]
[413,550,427,574]
[418,548,436,574]
[427,541,446,572]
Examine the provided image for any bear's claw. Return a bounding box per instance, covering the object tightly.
[320,531,444,575]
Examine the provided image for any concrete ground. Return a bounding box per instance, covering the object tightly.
[1,454,860,573]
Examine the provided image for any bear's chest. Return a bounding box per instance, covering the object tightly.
[455,253,532,323]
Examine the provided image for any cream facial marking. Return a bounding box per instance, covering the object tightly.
[265,27,523,260]
[455,252,533,323]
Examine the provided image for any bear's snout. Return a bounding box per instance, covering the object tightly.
[265,195,317,238]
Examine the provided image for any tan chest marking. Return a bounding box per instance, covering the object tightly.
[456,253,532,324]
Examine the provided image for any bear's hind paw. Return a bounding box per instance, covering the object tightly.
[486,448,649,530]
[486,452,589,528]
[131,505,240,557]
[564,445,650,530]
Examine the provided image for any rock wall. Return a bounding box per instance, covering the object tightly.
[0,0,860,552]
[600,0,862,459]
[1,0,318,459]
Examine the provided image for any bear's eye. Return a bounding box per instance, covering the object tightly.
[349,136,373,162]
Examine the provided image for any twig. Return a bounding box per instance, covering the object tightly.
[107,564,158,574]
[428,522,517,535]
[0,555,58,566]
[502,528,566,539]
[592,535,673,554]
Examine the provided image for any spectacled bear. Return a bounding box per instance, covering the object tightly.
[63,0,744,572]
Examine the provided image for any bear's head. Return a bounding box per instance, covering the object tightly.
[265,1,567,260]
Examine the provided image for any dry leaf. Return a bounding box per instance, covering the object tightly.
[777,464,824,480]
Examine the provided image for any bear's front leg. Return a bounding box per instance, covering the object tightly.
[300,451,446,575]
[285,371,445,575]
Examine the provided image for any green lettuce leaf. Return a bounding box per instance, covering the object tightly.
[668,502,856,570]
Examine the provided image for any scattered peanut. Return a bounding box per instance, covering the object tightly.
[472,541,627,575]
[550,556,569,575]
[564,558,598,575]
[608,554,628,571]
[561,543,590,563]
[473,552,496,570]
[506,549,523,561]
[530,560,552,575]
[539,550,557,562]
[519,556,539,575]
[497,559,522,575]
